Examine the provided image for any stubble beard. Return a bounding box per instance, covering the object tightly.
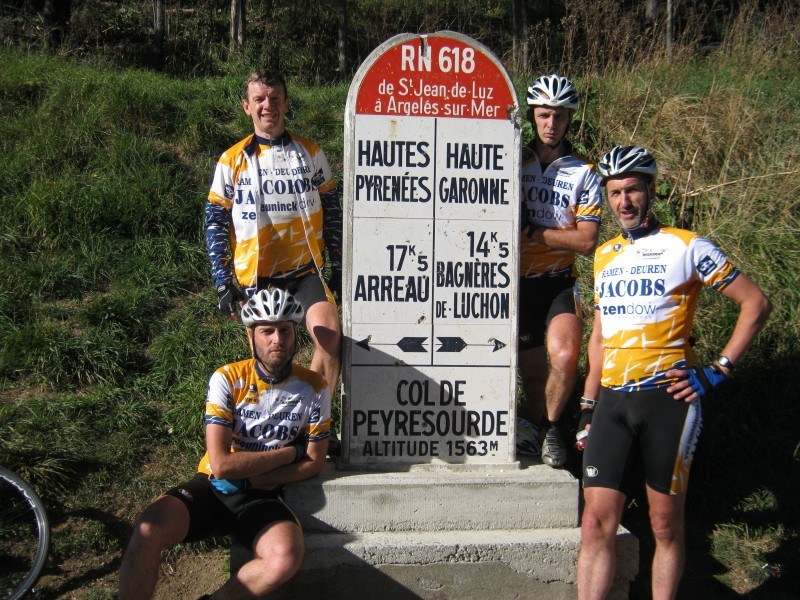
[254,342,292,377]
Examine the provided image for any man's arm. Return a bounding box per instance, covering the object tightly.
[582,310,604,401]
[205,423,297,480]
[205,201,234,289]
[575,310,603,440]
[528,220,599,256]
[714,273,772,364]
[320,187,343,297]
[321,188,343,261]
[248,437,329,486]
[205,156,237,289]
[666,273,771,401]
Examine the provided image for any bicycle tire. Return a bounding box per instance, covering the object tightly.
[0,467,50,600]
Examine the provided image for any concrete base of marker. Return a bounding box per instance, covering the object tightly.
[260,460,639,599]
[284,460,581,532]
[271,528,637,600]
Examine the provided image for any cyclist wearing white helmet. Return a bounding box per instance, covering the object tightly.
[526,74,579,149]
[205,69,342,403]
[120,288,331,600]
[517,73,602,469]
[576,145,771,599]
[595,144,659,236]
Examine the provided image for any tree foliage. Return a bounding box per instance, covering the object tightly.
[0,0,754,81]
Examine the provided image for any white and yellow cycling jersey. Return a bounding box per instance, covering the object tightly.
[520,146,602,278]
[593,226,739,391]
[196,358,331,476]
[207,132,337,287]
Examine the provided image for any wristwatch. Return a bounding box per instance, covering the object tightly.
[717,355,735,371]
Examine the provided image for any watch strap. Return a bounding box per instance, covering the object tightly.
[717,355,734,370]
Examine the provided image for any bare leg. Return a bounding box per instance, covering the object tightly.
[543,312,582,422]
[305,299,342,401]
[518,312,582,425]
[646,485,686,600]
[215,520,304,599]
[518,346,547,424]
[578,487,626,600]
[119,496,190,600]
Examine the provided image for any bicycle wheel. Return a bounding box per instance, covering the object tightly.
[0,467,50,600]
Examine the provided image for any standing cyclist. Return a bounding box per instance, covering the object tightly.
[119,288,331,599]
[205,69,342,402]
[517,74,603,468]
[576,146,771,599]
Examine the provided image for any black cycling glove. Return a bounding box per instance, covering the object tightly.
[685,365,726,398]
[575,408,594,450]
[577,408,594,432]
[217,282,244,316]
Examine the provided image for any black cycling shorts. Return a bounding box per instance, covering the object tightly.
[165,474,299,548]
[518,277,579,350]
[582,387,703,495]
[246,272,333,320]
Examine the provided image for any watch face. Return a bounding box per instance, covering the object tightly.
[718,356,733,369]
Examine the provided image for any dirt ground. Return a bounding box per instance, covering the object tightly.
[152,549,229,599]
[34,547,228,599]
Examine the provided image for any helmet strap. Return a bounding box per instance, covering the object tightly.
[254,359,293,385]
[622,213,658,241]
[621,184,658,240]
[614,175,657,240]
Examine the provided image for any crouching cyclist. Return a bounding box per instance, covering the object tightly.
[576,145,771,599]
[119,288,331,600]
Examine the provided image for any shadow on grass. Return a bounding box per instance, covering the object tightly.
[36,506,128,599]
[622,481,799,600]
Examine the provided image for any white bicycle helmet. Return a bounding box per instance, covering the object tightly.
[597,145,658,182]
[241,288,304,327]
[526,74,579,110]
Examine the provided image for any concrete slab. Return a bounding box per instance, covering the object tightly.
[270,528,638,599]
[267,460,640,598]
[283,460,580,532]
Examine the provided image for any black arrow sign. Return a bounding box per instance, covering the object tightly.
[397,337,428,352]
[357,336,506,353]
[436,337,507,353]
[356,336,428,352]
[436,337,468,352]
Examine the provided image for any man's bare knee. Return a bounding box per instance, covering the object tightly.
[132,496,188,548]
[581,509,619,544]
[247,523,304,590]
[548,344,580,374]
[306,302,341,354]
[650,513,683,545]
[264,543,303,583]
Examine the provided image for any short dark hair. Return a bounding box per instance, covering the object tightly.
[242,70,288,101]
